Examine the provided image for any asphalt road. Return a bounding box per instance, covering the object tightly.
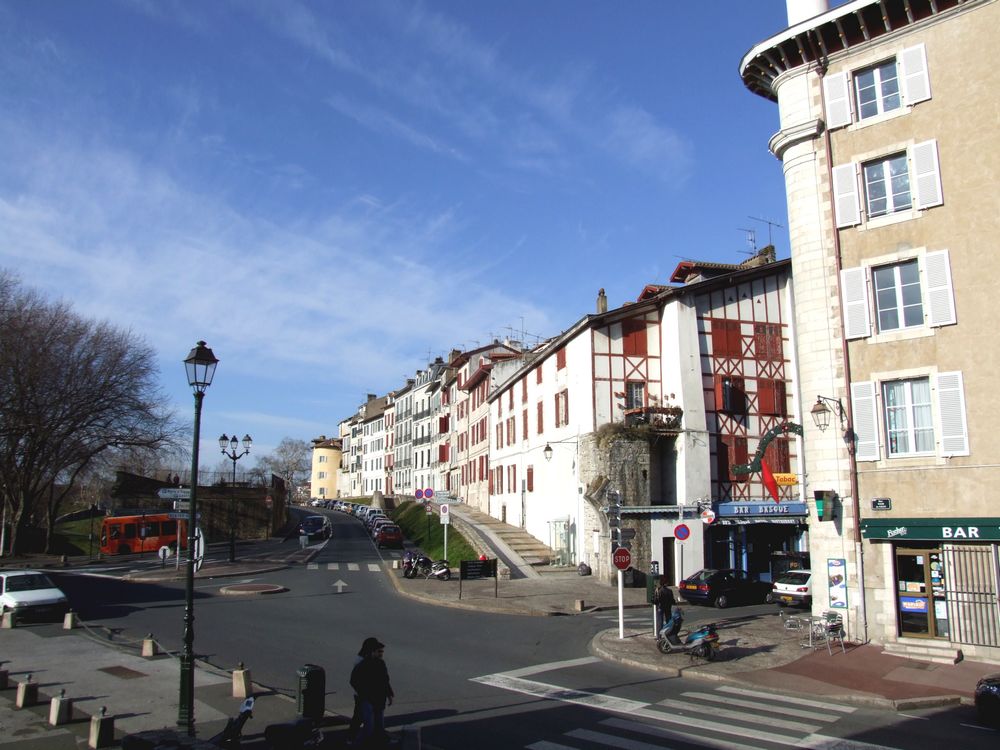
[45,510,999,749]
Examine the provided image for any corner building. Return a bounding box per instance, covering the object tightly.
[742,0,1000,661]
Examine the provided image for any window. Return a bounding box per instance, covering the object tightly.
[753,323,783,361]
[714,375,746,414]
[522,409,528,440]
[841,251,955,339]
[883,378,934,456]
[712,320,742,358]
[536,401,544,434]
[863,153,911,218]
[555,390,569,427]
[716,435,748,483]
[556,347,566,370]
[873,260,922,332]
[855,59,900,120]
[823,45,930,129]
[318,455,327,463]
[626,381,645,409]
[757,379,787,416]
[318,471,327,479]
[833,140,942,228]
[527,465,534,492]
[622,319,647,356]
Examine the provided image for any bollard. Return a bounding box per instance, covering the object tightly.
[574,599,586,612]
[141,634,159,657]
[15,674,38,708]
[233,661,252,699]
[64,610,79,629]
[1,611,15,628]
[89,706,114,749]
[49,688,73,725]
[400,724,422,750]
[0,669,8,690]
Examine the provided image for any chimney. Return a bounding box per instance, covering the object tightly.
[785,0,829,26]
[367,393,376,401]
[597,288,608,314]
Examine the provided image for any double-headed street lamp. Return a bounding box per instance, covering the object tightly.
[179,341,218,735]
[219,433,252,563]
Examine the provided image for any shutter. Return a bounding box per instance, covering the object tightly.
[911,140,943,209]
[840,266,871,339]
[732,437,748,482]
[564,390,569,424]
[899,44,931,106]
[757,379,775,415]
[775,380,787,417]
[714,374,725,411]
[537,401,543,434]
[488,469,494,494]
[823,71,853,129]
[553,394,560,427]
[527,465,534,492]
[925,250,956,327]
[522,409,528,440]
[851,381,881,461]
[833,163,861,227]
[936,371,969,456]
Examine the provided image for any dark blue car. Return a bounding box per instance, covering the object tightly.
[678,568,771,609]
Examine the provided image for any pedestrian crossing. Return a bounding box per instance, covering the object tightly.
[473,664,896,750]
[307,561,383,572]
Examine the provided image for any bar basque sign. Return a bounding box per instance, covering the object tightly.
[861,518,1000,541]
[717,502,808,517]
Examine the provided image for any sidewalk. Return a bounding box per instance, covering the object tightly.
[2,523,998,748]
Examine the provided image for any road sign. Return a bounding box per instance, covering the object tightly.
[675,523,690,541]
[424,488,434,499]
[158,487,190,500]
[613,547,631,571]
[700,509,716,524]
[619,527,636,541]
[415,489,424,499]
[440,503,450,524]
[612,541,632,551]
[168,512,200,521]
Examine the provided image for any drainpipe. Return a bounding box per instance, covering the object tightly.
[812,32,868,644]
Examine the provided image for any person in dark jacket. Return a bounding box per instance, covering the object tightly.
[655,580,676,630]
[350,637,394,746]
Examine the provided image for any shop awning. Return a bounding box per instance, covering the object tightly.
[713,518,804,525]
[860,517,1000,541]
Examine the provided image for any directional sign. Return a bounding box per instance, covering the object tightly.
[613,547,631,571]
[158,487,190,500]
[619,528,636,541]
[332,580,348,594]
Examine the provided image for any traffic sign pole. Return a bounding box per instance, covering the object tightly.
[618,568,624,639]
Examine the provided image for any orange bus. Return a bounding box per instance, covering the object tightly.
[100,514,188,556]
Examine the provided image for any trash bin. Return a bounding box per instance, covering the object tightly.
[296,664,325,719]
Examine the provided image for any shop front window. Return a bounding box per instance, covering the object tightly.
[895,545,948,638]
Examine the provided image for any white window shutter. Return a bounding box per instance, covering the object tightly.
[823,71,853,129]
[851,381,880,462]
[935,371,969,456]
[911,140,943,209]
[840,266,871,339]
[924,250,957,327]
[899,44,931,106]
[833,163,861,227]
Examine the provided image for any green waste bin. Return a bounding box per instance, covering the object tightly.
[296,663,325,719]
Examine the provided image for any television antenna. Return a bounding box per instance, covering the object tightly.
[749,215,784,246]
[736,227,757,254]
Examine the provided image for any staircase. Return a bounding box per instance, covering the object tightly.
[450,504,558,570]
[882,638,964,664]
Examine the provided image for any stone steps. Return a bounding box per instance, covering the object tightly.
[882,638,963,664]
[453,506,557,567]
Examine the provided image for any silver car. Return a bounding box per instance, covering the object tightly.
[0,570,70,622]
[767,569,813,608]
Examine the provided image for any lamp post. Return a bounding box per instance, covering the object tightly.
[179,341,218,735]
[219,433,252,563]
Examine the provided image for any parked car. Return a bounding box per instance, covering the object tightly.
[976,673,1000,728]
[767,570,813,608]
[369,517,394,538]
[374,524,404,549]
[298,515,332,540]
[678,568,771,609]
[0,570,70,622]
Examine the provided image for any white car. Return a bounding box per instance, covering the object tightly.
[0,570,70,621]
[767,569,813,608]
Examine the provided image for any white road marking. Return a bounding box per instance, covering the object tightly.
[367,563,381,571]
[347,563,359,571]
[797,735,904,749]
[657,697,822,733]
[494,657,601,679]
[307,563,319,570]
[327,563,339,570]
[600,717,773,750]
[716,685,856,713]
[680,691,838,721]
[566,728,676,749]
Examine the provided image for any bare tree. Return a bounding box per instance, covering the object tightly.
[0,271,181,553]
[255,438,311,493]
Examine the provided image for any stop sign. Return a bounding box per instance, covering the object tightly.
[613,547,631,571]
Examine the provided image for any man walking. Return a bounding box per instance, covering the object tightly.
[350,637,394,747]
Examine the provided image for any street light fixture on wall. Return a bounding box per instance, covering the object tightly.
[543,437,579,462]
[179,341,218,735]
[219,433,252,563]
[810,395,846,432]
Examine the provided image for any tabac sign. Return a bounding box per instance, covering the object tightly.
[861,518,1000,541]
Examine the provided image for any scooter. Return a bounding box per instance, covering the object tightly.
[208,697,255,748]
[656,608,720,660]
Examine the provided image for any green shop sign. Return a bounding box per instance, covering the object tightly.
[860,517,1000,541]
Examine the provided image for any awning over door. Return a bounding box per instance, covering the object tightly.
[860,517,1000,541]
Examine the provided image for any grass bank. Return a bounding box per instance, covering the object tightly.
[391,500,476,563]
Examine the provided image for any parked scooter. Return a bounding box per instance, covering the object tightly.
[208,697,255,748]
[656,608,720,660]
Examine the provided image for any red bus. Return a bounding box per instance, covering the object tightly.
[100,514,188,556]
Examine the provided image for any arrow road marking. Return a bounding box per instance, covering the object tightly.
[332,579,348,593]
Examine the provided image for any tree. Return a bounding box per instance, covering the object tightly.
[0,271,181,553]
[255,438,311,493]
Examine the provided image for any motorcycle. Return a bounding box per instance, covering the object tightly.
[208,697,255,748]
[402,549,416,578]
[412,554,450,580]
[428,559,451,581]
[656,608,720,660]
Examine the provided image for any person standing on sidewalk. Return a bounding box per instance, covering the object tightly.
[350,637,394,747]
[655,580,676,631]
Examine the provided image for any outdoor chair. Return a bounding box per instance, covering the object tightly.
[816,610,846,654]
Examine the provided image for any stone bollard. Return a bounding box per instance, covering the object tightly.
[1,611,15,628]
[63,610,79,629]
[574,599,586,612]
[89,706,114,749]
[50,688,73,725]
[232,661,252,699]
[141,634,159,657]
[15,674,38,708]
[400,724,422,750]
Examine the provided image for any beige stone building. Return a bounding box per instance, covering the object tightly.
[743,0,999,661]
[309,435,342,500]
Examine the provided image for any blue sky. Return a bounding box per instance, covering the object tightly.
[0,1,803,465]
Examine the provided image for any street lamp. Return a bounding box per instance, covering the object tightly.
[179,341,218,735]
[809,395,845,432]
[219,433,252,563]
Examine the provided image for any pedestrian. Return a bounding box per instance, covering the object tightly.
[350,636,394,747]
[655,579,676,630]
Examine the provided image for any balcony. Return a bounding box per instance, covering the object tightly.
[623,405,683,431]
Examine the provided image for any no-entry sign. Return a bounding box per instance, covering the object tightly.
[675,523,691,541]
[613,547,631,570]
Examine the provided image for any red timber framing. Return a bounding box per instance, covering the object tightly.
[702,272,794,502]
[590,311,661,429]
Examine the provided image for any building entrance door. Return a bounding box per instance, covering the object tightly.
[895,545,948,638]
